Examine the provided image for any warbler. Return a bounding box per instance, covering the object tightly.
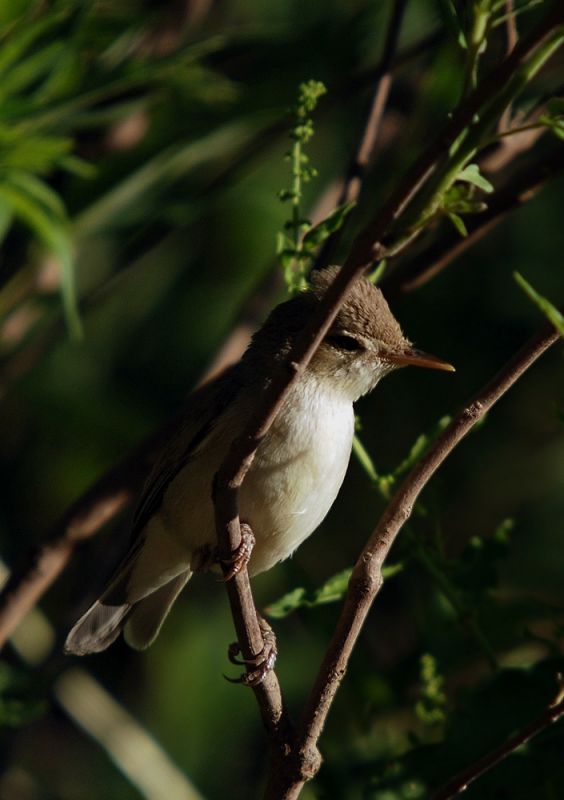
[65,266,453,656]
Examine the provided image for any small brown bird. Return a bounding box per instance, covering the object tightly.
[65,266,453,656]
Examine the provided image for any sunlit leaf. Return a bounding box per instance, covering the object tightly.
[514,272,564,335]
[265,564,403,618]
[457,163,494,193]
[447,211,468,237]
[301,201,356,249]
[0,173,81,338]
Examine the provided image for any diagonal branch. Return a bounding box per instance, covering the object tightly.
[264,322,561,798]
[0,9,434,654]
[382,144,564,297]
[212,0,564,676]
[0,419,176,648]
[314,0,408,269]
[433,685,564,799]
[211,8,564,795]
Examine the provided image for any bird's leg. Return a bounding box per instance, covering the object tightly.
[226,613,278,687]
[192,521,255,578]
[217,521,255,582]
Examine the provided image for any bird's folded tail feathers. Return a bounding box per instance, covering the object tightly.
[64,569,193,656]
[124,571,191,650]
[64,600,132,656]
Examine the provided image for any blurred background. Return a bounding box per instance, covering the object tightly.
[0,1,563,798]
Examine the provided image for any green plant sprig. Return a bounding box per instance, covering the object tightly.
[277,79,327,293]
[276,80,356,294]
[384,17,564,259]
[514,272,564,335]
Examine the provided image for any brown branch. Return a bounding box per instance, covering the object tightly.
[504,0,518,55]
[0,28,443,402]
[340,0,408,205]
[433,686,564,799]
[382,144,564,297]
[0,414,185,648]
[214,0,412,752]
[315,0,408,269]
[264,322,561,798]
[0,266,285,652]
[0,16,444,652]
[210,9,564,797]
[498,0,518,133]
[0,6,562,791]
[214,4,564,547]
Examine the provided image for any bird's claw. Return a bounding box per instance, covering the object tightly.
[218,523,255,581]
[225,618,277,686]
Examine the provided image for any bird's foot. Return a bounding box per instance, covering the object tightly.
[226,616,277,687]
[218,522,255,581]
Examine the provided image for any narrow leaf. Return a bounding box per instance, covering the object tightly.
[448,211,468,237]
[0,179,81,339]
[301,201,356,249]
[265,563,403,618]
[514,272,564,335]
[457,163,494,193]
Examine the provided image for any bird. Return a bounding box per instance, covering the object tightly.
[65,266,454,658]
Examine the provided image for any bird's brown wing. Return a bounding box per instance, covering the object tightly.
[131,365,243,540]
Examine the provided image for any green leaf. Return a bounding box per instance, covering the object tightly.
[0,41,62,101]
[75,117,262,236]
[265,564,403,618]
[539,113,564,141]
[514,273,564,335]
[457,163,494,193]
[369,260,387,284]
[0,196,12,245]
[415,653,447,726]
[447,211,468,237]
[0,127,72,173]
[301,201,356,249]
[352,433,381,484]
[437,0,467,48]
[0,8,70,78]
[0,173,81,338]
[394,416,452,479]
[0,662,46,728]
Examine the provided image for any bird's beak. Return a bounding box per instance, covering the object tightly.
[384,347,455,372]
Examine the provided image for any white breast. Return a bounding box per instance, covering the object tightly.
[240,379,355,574]
[157,378,354,577]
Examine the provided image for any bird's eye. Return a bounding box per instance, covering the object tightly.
[326,333,364,352]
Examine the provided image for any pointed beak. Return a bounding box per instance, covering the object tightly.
[383,347,455,372]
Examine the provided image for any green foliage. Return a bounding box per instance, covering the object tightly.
[353,415,452,498]
[277,79,327,293]
[514,272,564,335]
[364,662,564,799]
[0,0,237,337]
[266,563,404,619]
[0,661,46,727]
[1,2,563,799]
[415,653,447,726]
[540,97,564,141]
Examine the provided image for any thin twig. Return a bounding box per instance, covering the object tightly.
[216,0,411,750]
[433,687,564,799]
[210,9,564,797]
[0,416,182,648]
[498,0,519,132]
[263,323,560,798]
[504,0,519,55]
[0,30,442,401]
[382,144,564,297]
[315,0,408,268]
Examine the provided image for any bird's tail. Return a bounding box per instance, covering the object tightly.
[64,540,192,656]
